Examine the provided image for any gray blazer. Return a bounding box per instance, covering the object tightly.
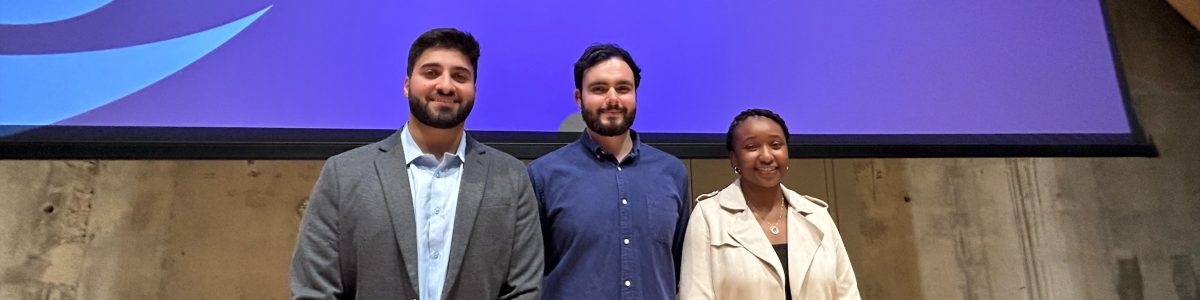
[290,131,543,300]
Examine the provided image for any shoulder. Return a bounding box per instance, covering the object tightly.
[527,140,582,172]
[688,190,715,214]
[323,138,387,172]
[800,194,829,208]
[637,143,686,173]
[688,186,743,232]
[471,140,526,172]
[693,189,721,204]
[691,185,737,212]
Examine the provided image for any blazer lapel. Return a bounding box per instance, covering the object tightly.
[785,190,826,292]
[373,132,421,295]
[441,136,489,299]
[718,181,786,285]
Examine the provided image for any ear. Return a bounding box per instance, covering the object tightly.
[403,77,411,98]
[574,89,583,109]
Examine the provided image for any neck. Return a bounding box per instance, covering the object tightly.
[587,129,633,162]
[740,180,783,210]
[407,118,464,161]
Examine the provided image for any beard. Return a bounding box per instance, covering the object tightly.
[408,93,474,129]
[581,103,636,137]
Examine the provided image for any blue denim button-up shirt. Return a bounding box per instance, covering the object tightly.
[529,131,690,300]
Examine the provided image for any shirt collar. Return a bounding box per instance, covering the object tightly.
[400,125,468,166]
[578,129,642,162]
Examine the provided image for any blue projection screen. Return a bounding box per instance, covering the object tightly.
[0,1,1154,158]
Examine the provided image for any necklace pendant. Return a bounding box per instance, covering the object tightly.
[770,225,780,235]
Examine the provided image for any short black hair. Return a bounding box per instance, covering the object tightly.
[725,108,791,152]
[573,44,641,90]
[407,28,480,80]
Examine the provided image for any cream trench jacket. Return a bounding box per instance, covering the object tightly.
[678,180,860,299]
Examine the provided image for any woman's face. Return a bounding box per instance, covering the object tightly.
[729,116,790,190]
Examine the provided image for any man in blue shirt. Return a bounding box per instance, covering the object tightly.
[528,44,690,299]
[291,28,543,299]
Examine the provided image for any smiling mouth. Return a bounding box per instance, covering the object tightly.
[755,166,779,175]
[428,96,459,104]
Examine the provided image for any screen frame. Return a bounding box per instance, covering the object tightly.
[0,126,1158,159]
[0,0,1159,160]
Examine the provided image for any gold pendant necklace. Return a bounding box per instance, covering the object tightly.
[750,195,786,235]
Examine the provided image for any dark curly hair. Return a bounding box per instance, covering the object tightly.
[725,108,790,152]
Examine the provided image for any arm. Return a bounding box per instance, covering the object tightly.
[672,166,691,284]
[677,204,715,299]
[290,159,344,300]
[527,163,556,276]
[500,170,545,300]
[831,222,861,299]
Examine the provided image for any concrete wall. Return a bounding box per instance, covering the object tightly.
[2,0,1197,299]
[0,161,321,299]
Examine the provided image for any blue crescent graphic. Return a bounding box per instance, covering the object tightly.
[0,0,113,25]
[0,5,272,126]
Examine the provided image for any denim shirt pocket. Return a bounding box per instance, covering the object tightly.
[644,194,680,245]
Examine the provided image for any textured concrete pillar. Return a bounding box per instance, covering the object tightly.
[0,161,94,299]
[0,160,322,299]
[834,159,923,299]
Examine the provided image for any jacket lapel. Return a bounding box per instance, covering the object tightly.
[784,189,826,293]
[718,181,786,285]
[373,131,422,295]
[441,136,489,299]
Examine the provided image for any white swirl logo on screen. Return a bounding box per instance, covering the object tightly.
[0,2,272,125]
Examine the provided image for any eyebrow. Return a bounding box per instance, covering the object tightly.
[418,63,473,75]
[587,80,634,87]
[740,133,785,142]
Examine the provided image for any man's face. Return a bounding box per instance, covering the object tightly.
[577,58,637,137]
[405,48,476,129]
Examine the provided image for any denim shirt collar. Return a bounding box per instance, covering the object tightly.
[578,129,642,163]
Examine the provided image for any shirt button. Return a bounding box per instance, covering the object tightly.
[621,198,628,205]
[623,238,630,245]
[433,207,440,215]
[432,251,440,259]
[624,280,631,287]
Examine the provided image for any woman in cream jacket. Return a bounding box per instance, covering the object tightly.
[679,109,859,300]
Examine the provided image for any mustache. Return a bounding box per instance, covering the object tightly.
[595,104,627,114]
[424,93,461,103]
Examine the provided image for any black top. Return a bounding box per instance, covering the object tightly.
[773,244,791,300]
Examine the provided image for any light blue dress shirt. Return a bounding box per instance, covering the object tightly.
[400,126,466,300]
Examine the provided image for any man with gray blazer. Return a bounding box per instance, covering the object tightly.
[290,28,543,300]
